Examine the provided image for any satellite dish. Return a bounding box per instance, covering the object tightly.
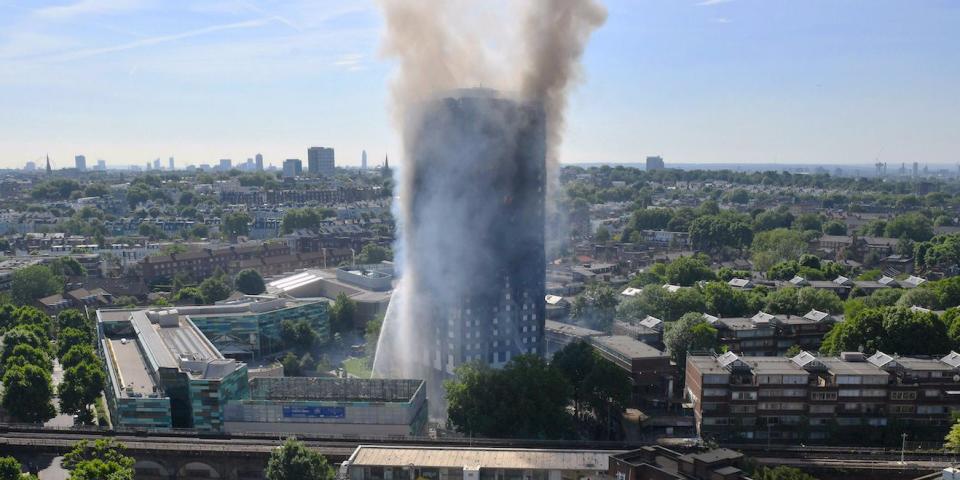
[953,374,959,382]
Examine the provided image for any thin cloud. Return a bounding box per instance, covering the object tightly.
[332,53,365,71]
[696,0,733,6]
[35,0,147,19]
[41,18,271,62]
[710,17,732,23]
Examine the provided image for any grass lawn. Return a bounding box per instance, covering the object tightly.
[342,357,372,378]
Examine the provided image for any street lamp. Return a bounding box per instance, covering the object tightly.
[900,433,908,465]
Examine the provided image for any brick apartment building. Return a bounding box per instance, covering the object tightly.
[685,351,960,445]
[138,243,289,283]
[710,310,837,356]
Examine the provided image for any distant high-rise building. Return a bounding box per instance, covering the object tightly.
[169,157,175,170]
[307,147,335,176]
[283,159,302,178]
[97,159,106,170]
[24,161,36,171]
[913,161,919,177]
[646,155,665,171]
[255,153,264,171]
[75,155,86,171]
[361,150,368,170]
[219,159,232,171]
[153,158,161,170]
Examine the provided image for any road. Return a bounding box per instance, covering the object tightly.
[44,359,73,429]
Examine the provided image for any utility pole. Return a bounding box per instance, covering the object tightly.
[900,433,908,464]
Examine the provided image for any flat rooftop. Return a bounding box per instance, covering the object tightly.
[545,320,604,339]
[348,446,611,470]
[106,337,157,397]
[250,377,423,403]
[591,335,667,360]
[99,307,240,382]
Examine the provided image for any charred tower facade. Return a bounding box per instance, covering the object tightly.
[405,89,546,389]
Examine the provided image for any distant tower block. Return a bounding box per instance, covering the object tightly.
[362,150,368,170]
[255,153,264,171]
[646,155,665,171]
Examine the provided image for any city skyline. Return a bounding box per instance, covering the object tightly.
[0,0,957,169]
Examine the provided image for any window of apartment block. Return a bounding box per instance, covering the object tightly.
[731,391,757,400]
[838,389,861,397]
[809,405,835,414]
[890,391,918,401]
[891,405,915,414]
[861,389,886,397]
[836,375,862,385]
[757,375,782,385]
[704,388,728,396]
[810,391,838,401]
[704,374,730,384]
[924,389,940,397]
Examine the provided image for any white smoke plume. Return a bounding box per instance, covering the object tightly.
[373,0,606,388]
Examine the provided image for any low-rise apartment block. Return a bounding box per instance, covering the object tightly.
[685,351,960,445]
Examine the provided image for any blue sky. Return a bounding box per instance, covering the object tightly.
[0,0,957,169]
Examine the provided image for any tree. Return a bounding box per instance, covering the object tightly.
[663,312,718,373]
[357,243,391,264]
[753,207,795,232]
[221,212,252,239]
[1,327,51,368]
[199,276,232,304]
[57,327,91,358]
[58,358,106,416]
[265,438,335,480]
[280,352,302,377]
[0,456,35,480]
[1,344,52,377]
[751,229,807,273]
[884,213,933,242]
[57,309,89,332]
[62,439,134,480]
[280,208,336,234]
[753,466,818,480]
[446,356,571,439]
[280,320,318,352]
[793,213,823,233]
[594,225,610,242]
[946,418,960,452]
[895,288,940,309]
[329,292,357,333]
[665,256,715,286]
[61,345,99,371]
[298,353,316,374]
[1,364,56,423]
[570,284,618,331]
[796,287,843,314]
[551,341,595,422]
[822,220,846,235]
[234,269,266,295]
[821,307,949,356]
[703,282,750,317]
[581,355,631,439]
[11,265,63,305]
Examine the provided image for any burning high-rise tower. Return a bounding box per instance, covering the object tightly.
[374,89,546,403]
